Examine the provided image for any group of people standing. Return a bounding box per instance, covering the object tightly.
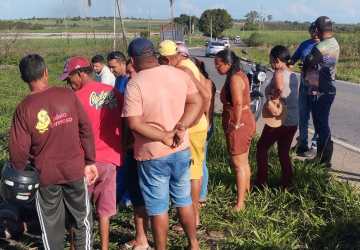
[7,15,338,250]
[256,16,339,190]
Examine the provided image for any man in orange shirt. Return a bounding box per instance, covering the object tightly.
[122,38,202,250]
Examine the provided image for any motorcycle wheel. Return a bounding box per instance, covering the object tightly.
[250,96,264,121]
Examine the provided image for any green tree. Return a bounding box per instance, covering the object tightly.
[244,10,262,30]
[199,9,233,37]
[174,14,199,34]
[245,10,261,24]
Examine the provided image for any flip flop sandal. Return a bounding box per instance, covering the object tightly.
[133,245,152,250]
[123,240,136,249]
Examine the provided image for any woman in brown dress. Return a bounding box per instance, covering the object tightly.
[215,50,256,211]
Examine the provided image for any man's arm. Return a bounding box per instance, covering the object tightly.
[290,44,302,65]
[173,92,203,146]
[75,96,98,184]
[177,92,203,129]
[75,97,96,165]
[303,46,323,74]
[180,66,211,113]
[9,107,31,170]
[127,116,175,147]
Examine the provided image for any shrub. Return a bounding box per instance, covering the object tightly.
[246,32,267,47]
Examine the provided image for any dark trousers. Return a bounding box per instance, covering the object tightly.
[35,178,93,250]
[298,81,317,148]
[311,94,335,149]
[256,125,297,186]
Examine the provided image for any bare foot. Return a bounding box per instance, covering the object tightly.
[233,204,245,212]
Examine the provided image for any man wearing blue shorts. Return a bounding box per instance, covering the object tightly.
[122,38,202,250]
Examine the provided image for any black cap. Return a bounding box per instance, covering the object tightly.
[315,16,333,32]
[128,38,155,58]
[309,22,317,33]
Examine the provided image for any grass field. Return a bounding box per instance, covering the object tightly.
[5,18,168,34]
[1,39,360,249]
[4,17,359,82]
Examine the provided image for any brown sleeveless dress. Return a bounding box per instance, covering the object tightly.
[220,71,256,155]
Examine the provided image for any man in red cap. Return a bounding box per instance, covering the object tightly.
[9,54,98,250]
[61,56,124,250]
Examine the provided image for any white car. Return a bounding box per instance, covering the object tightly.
[234,36,241,44]
[220,37,231,48]
[205,41,226,57]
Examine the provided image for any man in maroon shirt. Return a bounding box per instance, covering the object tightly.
[9,54,98,250]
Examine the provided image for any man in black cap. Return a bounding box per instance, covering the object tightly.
[303,16,340,167]
[122,37,202,250]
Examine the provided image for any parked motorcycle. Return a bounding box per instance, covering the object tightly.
[239,50,271,121]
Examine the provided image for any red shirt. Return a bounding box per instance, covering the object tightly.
[75,81,123,166]
[9,87,96,186]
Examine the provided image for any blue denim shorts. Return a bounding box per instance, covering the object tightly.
[138,149,192,216]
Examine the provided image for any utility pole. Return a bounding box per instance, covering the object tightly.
[148,9,152,40]
[170,0,175,22]
[116,0,128,49]
[210,15,213,41]
[113,0,116,50]
[62,0,69,45]
[189,14,192,45]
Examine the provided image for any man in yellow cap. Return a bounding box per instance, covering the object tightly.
[158,40,211,227]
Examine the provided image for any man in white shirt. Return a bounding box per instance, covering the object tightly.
[91,55,116,86]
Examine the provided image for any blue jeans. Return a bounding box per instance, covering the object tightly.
[298,80,317,148]
[138,149,192,216]
[311,93,335,148]
[200,142,209,201]
[200,125,214,201]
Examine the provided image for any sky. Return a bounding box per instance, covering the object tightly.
[0,0,359,24]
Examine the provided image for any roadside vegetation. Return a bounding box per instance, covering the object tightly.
[0,39,360,249]
[3,16,359,83]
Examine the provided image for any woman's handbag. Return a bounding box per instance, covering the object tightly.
[262,98,287,128]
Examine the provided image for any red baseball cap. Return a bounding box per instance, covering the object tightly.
[60,56,91,81]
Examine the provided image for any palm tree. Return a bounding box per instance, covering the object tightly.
[169,0,175,20]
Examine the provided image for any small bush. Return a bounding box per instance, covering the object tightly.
[246,32,267,47]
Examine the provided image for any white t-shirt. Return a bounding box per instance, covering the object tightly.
[95,65,116,87]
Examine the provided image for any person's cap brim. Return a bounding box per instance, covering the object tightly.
[59,72,69,81]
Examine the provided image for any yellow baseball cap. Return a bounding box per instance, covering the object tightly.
[158,40,177,56]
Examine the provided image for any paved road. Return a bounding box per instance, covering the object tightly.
[190,47,360,151]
